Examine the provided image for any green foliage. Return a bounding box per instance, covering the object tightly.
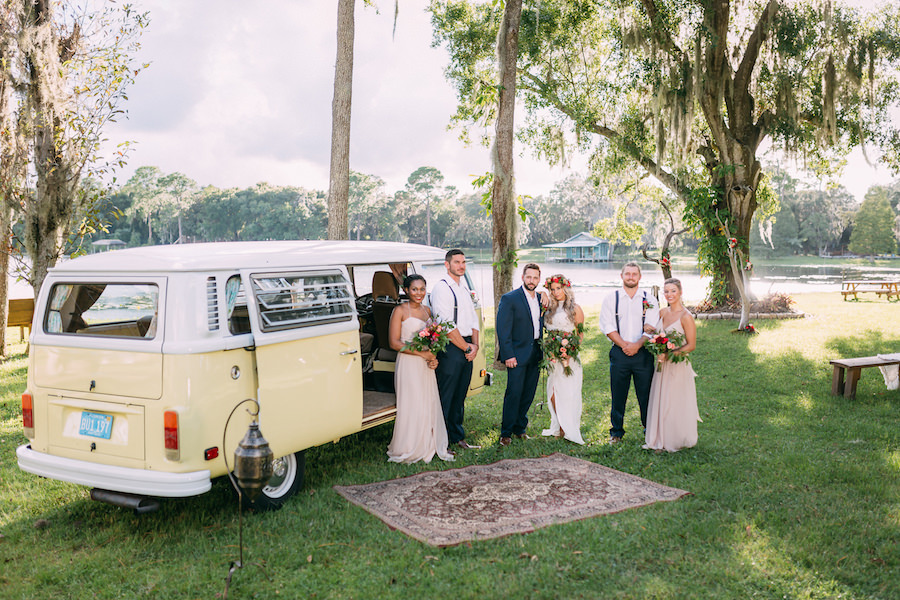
[592,204,645,246]
[751,167,857,257]
[431,0,900,302]
[849,191,898,256]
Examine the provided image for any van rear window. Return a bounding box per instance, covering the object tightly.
[251,271,353,331]
[45,283,159,338]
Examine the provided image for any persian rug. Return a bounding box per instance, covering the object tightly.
[333,453,690,547]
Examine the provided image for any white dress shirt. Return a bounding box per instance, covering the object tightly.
[430,275,480,337]
[524,287,540,339]
[599,288,660,343]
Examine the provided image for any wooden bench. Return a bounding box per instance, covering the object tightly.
[830,356,900,399]
[841,280,900,301]
[8,298,35,340]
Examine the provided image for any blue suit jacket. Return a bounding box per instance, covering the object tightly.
[496,287,544,364]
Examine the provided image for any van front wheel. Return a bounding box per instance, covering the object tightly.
[241,450,306,511]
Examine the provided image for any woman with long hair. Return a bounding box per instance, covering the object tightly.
[540,274,585,444]
[386,274,455,463]
[643,277,700,452]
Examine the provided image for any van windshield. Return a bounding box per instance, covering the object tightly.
[45,283,159,338]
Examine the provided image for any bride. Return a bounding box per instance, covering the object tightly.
[540,274,586,445]
[386,275,455,464]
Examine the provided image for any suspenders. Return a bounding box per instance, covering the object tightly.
[614,289,647,334]
[442,279,458,323]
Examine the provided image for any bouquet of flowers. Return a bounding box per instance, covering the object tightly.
[404,318,454,354]
[647,330,689,372]
[541,326,583,376]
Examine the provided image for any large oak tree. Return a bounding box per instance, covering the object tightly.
[432,0,900,317]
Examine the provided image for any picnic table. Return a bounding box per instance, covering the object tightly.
[840,280,900,301]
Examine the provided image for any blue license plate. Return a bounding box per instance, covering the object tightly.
[79,411,113,440]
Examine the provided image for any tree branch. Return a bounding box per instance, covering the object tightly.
[520,71,692,202]
[639,0,686,61]
[734,0,777,97]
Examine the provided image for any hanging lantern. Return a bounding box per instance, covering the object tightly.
[233,420,274,501]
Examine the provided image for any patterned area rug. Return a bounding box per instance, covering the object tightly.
[333,453,689,547]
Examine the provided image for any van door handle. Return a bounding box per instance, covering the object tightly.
[340,349,358,356]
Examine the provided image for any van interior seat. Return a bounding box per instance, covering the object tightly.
[371,271,400,373]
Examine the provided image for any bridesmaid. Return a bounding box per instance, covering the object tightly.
[643,278,700,452]
[386,275,454,464]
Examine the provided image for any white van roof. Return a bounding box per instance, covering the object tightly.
[50,241,449,274]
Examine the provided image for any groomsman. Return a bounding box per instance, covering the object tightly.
[599,262,659,444]
[432,249,482,450]
[496,263,544,447]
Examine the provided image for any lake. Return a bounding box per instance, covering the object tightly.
[463,260,900,307]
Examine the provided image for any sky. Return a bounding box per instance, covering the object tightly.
[104,1,897,203]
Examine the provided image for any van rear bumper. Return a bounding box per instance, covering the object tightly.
[17,444,212,497]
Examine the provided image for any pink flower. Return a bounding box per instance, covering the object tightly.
[667,342,676,350]
[418,330,428,338]
[561,338,569,346]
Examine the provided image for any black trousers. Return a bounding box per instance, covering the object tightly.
[608,345,653,438]
[436,337,473,444]
[500,340,542,438]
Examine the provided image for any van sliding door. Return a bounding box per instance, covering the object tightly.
[242,269,363,458]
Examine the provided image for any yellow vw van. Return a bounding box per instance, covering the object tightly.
[17,241,488,511]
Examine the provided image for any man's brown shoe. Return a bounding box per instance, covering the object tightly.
[456,440,481,450]
[499,437,512,447]
[609,436,623,445]
[514,433,532,440]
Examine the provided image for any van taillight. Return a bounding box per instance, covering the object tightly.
[164,410,180,461]
[22,393,34,438]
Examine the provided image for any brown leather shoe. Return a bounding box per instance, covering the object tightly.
[514,433,532,440]
[456,440,482,450]
[499,437,512,447]
[609,436,622,445]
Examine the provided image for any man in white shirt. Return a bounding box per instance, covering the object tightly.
[599,262,659,444]
[431,249,481,450]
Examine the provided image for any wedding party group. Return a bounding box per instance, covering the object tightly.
[386,249,700,464]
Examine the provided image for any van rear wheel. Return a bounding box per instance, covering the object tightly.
[240,450,305,511]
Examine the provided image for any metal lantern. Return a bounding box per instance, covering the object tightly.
[233,420,274,501]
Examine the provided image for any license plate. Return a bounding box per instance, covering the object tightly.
[79,411,113,440]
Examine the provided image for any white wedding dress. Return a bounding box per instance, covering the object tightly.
[541,306,585,444]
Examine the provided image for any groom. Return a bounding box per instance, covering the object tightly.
[599,261,659,444]
[496,263,544,447]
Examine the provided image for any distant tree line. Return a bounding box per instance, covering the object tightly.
[88,167,644,251]
[751,167,900,257]
[83,164,898,259]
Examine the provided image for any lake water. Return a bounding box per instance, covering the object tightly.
[463,260,900,307]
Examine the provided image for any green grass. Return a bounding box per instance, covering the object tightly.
[1,293,899,599]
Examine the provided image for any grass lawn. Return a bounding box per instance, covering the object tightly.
[1,293,898,599]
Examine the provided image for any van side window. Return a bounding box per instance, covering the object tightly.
[45,283,159,338]
[251,271,353,331]
[225,276,251,335]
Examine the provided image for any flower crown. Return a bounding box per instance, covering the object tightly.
[545,275,572,289]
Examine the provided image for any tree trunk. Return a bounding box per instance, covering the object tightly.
[0,214,9,357]
[327,0,355,241]
[490,0,521,317]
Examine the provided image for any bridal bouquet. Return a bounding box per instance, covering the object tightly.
[542,326,583,376]
[647,330,689,371]
[404,318,454,354]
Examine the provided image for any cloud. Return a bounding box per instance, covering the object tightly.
[106,1,896,200]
